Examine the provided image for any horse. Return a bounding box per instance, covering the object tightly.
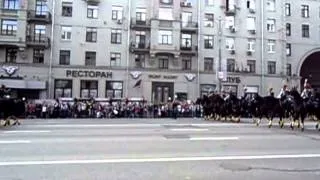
[0,98,25,127]
[288,88,308,131]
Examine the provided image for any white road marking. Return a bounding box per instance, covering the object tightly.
[189,137,239,141]
[0,154,320,166]
[0,140,31,144]
[170,128,209,131]
[3,130,51,134]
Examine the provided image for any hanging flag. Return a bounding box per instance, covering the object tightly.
[133,79,142,88]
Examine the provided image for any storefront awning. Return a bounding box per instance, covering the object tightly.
[0,79,46,90]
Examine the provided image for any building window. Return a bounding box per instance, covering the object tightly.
[86,27,97,42]
[160,0,173,5]
[204,13,214,27]
[247,0,256,11]
[227,59,235,72]
[34,24,46,41]
[266,0,275,12]
[135,31,146,47]
[59,50,70,65]
[62,1,72,17]
[267,39,276,53]
[302,24,310,38]
[61,26,72,40]
[200,84,216,96]
[110,53,121,67]
[5,48,17,63]
[286,43,291,56]
[3,0,19,10]
[204,35,214,49]
[33,49,44,64]
[85,51,96,66]
[247,60,256,73]
[181,12,192,27]
[205,0,214,6]
[158,30,172,45]
[204,58,214,71]
[286,64,292,76]
[286,23,291,36]
[159,56,169,69]
[267,19,275,32]
[285,3,291,16]
[80,80,98,98]
[112,6,123,20]
[1,19,17,35]
[87,5,98,19]
[246,17,256,31]
[182,56,192,70]
[106,81,123,98]
[54,79,72,98]
[181,33,192,48]
[301,5,309,18]
[226,37,235,50]
[247,38,255,52]
[36,0,48,16]
[111,29,122,44]
[135,54,145,68]
[136,8,146,22]
[267,61,276,74]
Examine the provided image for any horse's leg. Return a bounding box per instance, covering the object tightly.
[268,117,272,128]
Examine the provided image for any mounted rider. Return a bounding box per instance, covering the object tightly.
[301,79,312,99]
[277,84,289,99]
[269,87,275,97]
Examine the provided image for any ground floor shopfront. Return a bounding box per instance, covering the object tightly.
[50,67,294,103]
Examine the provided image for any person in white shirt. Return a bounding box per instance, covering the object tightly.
[277,85,289,99]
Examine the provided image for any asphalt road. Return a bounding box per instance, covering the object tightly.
[0,118,320,180]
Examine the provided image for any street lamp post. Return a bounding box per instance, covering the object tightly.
[217,16,223,93]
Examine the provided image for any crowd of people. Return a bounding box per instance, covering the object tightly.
[24,98,203,119]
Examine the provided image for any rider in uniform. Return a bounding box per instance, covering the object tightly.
[269,87,275,97]
[277,85,289,99]
[301,79,312,99]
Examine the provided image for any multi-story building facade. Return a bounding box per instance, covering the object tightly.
[0,0,319,103]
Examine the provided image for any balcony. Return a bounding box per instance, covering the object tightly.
[27,11,52,23]
[85,0,100,4]
[181,22,198,33]
[180,45,197,56]
[0,8,19,17]
[180,1,192,8]
[130,18,151,30]
[26,36,50,48]
[130,42,150,53]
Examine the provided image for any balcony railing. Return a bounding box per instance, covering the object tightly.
[26,35,50,48]
[130,18,151,30]
[27,10,52,23]
[130,42,150,53]
[180,45,198,55]
[181,22,198,33]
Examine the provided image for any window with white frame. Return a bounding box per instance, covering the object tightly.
[267,19,276,32]
[159,8,173,20]
[158,30,172,44]
[286,23,291,36]
[1,19,17,35]
[247,0,256,11]
[302,24,310,38]
[247,38,255,52]
[110,53,121,67]
[286,43,291,56]
[204,13,214,27]
[112,6,123,20]
[181,33,192,48]
[285,3,291,16]
[246,17,256,30]
[267,40,276,53]
[136,8,146,22]
[226,0,235,11]
[266,0,275,12]
[87,5,98,19]
[205,0,214,6]
[267,61,276,74]
[61,26,72,40]
[225,16,235,28]
[62,1,73,17]
[204,35,214,49]
[182,12,192,27]
[301,5,309,18]
[225,37,235,50]
[111,29,122,44]
[3,0,19,10]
